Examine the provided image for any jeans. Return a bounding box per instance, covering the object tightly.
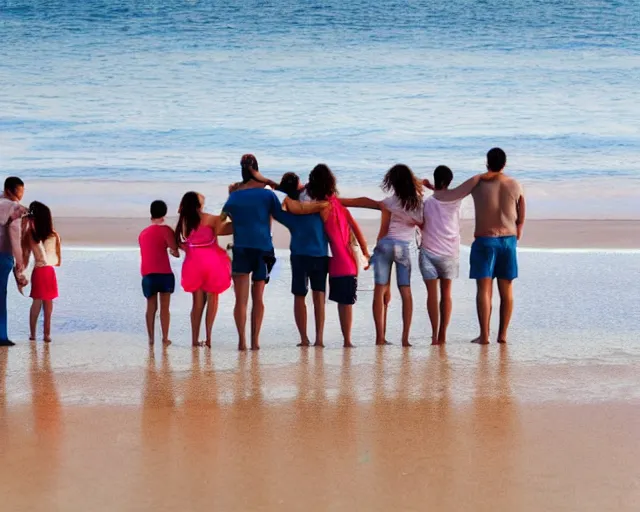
[371,238,412,287]
[0,253,14,341]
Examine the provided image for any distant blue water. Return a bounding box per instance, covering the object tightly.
[1,1,639,196]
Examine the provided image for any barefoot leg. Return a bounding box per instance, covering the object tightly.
[372,284,388,345]
[250,280,266,350]
[159,292,172,345]
[473,278,492,345]
[30,299,42,341]
[190,291,206,347]
[398,285,413,347]
[233,274,250,350]
[312,290,325,347]
[496,279,514,343]
[42,300,53,342]
[438,279,453,344]
[425,279,439,344]
[205,293,219,348]
[338,304,354,348]
[294,295,310,346]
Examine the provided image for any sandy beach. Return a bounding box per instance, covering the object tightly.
[2,341,640,511]
[55,216,640,249]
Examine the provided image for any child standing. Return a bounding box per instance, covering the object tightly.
[305,164,370,348]
[23,202,61,343]
[176,192,232,348]
[139,200,179,346]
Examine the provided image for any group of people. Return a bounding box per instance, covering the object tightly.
[0,177,61,346]
[0,147,525,350]
[138,147,525,350]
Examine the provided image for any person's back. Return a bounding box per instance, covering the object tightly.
[139,224,174,276]
[30,234,60,268]
[223,188,280,251]
[471,175,522,238]
[421,196,461,257]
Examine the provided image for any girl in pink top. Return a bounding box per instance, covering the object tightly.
[139,200,179,346]
[176,192,233,348]
[305,164,369,348]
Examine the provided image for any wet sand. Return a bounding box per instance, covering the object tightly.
[1,341,639,511]
[55,216,640,249]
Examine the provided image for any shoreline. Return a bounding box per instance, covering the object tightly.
[54,217,640,250]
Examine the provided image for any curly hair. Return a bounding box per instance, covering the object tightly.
[306,163,337,201]
[382,164,422,211]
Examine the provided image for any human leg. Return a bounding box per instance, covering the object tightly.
[372,284,388,345]
[338,304,354,348]
[438,279,453,344]
[30,299,43,341]
[232,274,250,351]
[473,278,493,344]
[204,293,219,347]
[398,285,413,347]
[497,279,514,343]
[145,295,158,345]
[311,291,326,347]
[190,290,206,347]
[294,296,309,346]
[250,280,266,350]
[42,300,53,342]
[425,280,440,344]
[159,293,172,345]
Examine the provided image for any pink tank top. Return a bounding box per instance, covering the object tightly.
[324,196,357,277]
[184,224,217,251]
[139,224,173,276]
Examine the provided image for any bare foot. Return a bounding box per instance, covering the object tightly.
[162,339,172,346]
[297,340,311,347]
[402,341,412,348]
[29,336,36,341]
[205,339,211,348]
[375,340,392,346]
[250,344,260,351]
[238,343,247,351]
[192,341,203,348]
[313,341,325,348]
[431,337,440,346]
[437,337,447,345]
[471,336,490,345]
[44,337,52,343]
[497,338,507,344]
[343,343,355,348]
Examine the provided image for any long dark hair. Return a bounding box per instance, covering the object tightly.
[240,153,259,183]
[28,201,54,243]
[175,192,202,244]
[277,172,301,200]
[382,164,423,212]
[306,163,337,201]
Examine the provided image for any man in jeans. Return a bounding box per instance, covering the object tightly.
[0,177,27,346]
[470,149,525,345]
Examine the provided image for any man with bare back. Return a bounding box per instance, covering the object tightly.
[470,148,525,345]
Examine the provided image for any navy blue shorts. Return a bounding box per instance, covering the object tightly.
[142,273,175,299]
[232,247,276,282]
[469,236,518,281]
[290,255,328,296]
[329,276,358,305]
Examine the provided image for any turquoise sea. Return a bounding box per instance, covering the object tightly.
[1,0,640,217]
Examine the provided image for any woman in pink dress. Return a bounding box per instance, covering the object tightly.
[175,192,232,348]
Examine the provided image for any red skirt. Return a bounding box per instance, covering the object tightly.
[30,266,59,301]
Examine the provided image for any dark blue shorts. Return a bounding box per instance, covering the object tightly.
[232,247,276,282]
[329,276,358,305]
[142,273,175,299]
[469,236,518,281]
[291,255,328,296]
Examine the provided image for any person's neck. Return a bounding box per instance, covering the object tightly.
[151,218,165,225]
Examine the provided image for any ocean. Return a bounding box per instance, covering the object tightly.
[1,0,639,218]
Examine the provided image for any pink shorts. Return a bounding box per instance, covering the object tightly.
[30,266,59,301]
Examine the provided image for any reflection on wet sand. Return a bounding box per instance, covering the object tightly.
[2,343,640,511]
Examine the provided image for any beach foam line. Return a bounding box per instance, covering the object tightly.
[65,245,640,255]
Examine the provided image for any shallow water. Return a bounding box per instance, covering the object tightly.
[3,248,640,405]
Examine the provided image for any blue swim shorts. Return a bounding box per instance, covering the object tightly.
[142,273,175,299]
[290,255,329,296]
[371,238,412,287]
[469,236,518,281]
[232,247,276,282]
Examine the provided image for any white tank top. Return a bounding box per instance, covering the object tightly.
[31,234,59,268]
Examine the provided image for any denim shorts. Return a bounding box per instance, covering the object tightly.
[371,238,412,287]
[419,248,459,280]
[232,247,276,282]
[290,255,329,296]
[142,273,175,299]
[469,236,518,281]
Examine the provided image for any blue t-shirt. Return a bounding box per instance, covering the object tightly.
[273,200,329,257]
[223,188,281,251]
